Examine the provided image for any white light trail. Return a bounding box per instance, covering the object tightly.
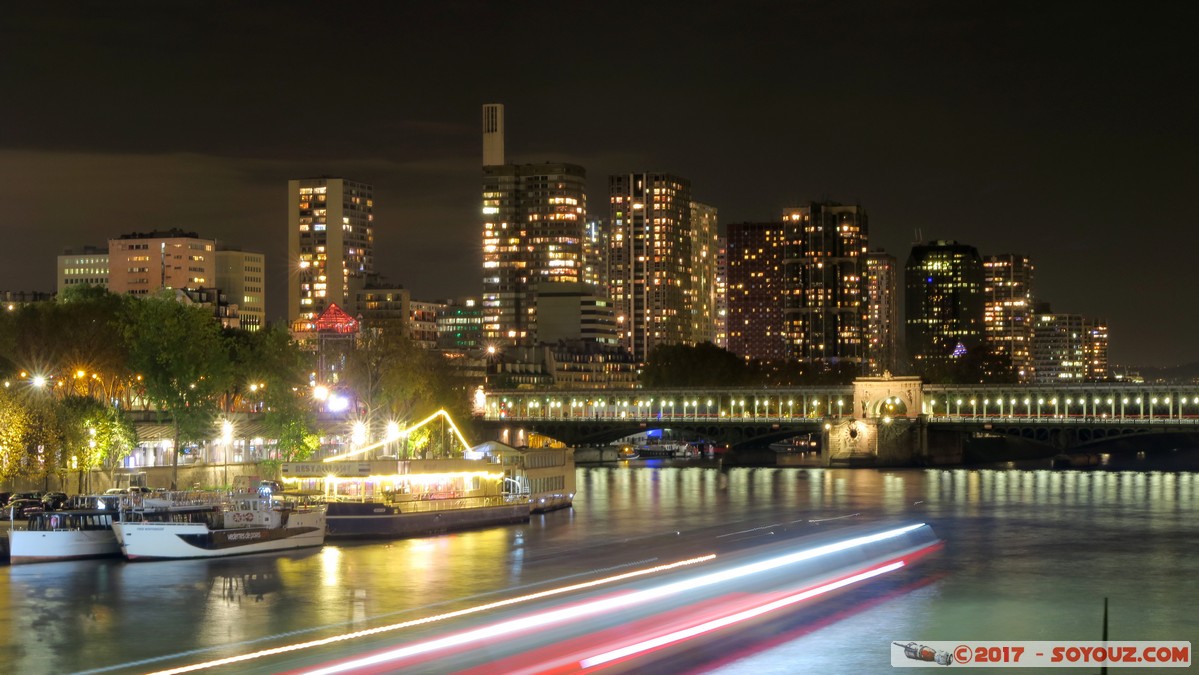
[142,554,717,675]
[298,523,926,674]
[579,560,906,668]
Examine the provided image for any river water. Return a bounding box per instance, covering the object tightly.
[2,465,1196,673]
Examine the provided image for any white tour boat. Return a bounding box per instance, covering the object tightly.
[8,509,121,565]
[113,493,326,561]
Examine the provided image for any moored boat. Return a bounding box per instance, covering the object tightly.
[282,457,532,539]
[8,509,121,565]
[113,494,326,560]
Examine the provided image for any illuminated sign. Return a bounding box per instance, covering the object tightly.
[282,462,371,477]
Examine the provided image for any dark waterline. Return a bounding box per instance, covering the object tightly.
[2,465,1196,673]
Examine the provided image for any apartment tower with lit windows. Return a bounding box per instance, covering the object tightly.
[481,104,588,343]
[782,203,869,368]
[863,251,899,375]
[607,172,693,361]
[983,254,1036,381]
[690,202,719,345]
[287,177,374,328]
[725,221,788,362]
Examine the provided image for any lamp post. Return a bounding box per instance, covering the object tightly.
[221,419,233,490]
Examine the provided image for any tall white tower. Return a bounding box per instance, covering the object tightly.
[482,103,504,166]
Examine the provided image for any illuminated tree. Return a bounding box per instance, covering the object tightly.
[226,324,320,464]
[122,291,234,489]
[0,388,30,485]
[59,394,137,491]
[342,326,471,455]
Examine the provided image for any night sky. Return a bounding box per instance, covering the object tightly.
[2,2,1195,367]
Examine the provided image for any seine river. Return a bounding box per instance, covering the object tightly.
[3,464,1196,673]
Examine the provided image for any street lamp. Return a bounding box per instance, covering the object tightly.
[221,419,234,489]
[386,421,401,456]
[351,420,367,455]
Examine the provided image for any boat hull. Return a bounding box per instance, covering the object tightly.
[529,493,573,513]
[325,502,530,539]
[9,529,121,565]
[113,510,326,560]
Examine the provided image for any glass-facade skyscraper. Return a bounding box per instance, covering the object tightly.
[905,240,985,370]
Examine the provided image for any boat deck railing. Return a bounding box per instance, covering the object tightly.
[396,493,529,513]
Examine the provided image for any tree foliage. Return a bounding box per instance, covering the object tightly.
[641,342,755,388]
[122,291,235,488]
[344,328,468,423]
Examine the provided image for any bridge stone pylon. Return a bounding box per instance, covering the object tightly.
[852,373,924,419]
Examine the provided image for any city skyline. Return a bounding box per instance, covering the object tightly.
[1,3,1195,366]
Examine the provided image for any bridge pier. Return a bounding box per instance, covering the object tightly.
[824,416,968,466]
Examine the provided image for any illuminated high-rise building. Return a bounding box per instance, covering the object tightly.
[608,172,692,361]
[482,162,587,343]
[288,177,374,329]
[582,218,609,290]
[480,104,588,345]
[1031,308,1109,383]
[1084,318,1109,381]
[782,203,869,367]
[905,240,984,370]
[689,201,719,344]
[714,236,728,349]
[863,251,899,375]
[725,222,788,362]
[983,254,1035,381]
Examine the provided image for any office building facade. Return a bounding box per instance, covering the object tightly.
[107,229,216,297]
[215,249,265,331]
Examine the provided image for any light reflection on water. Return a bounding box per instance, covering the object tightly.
[2,466,1196,674]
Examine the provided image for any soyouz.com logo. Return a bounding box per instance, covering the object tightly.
[890,641,1190,668]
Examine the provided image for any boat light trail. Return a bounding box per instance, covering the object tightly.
[140,553,717,675]
[578,560,906,669]
[298,523,927,675]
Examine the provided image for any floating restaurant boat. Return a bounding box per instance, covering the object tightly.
[8,509,121,565]
[281,457,533,538]
[112,493,326,561]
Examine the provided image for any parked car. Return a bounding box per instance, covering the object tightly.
[7,491,43,505]
[4,498,44,519]
[41,492,70,510]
